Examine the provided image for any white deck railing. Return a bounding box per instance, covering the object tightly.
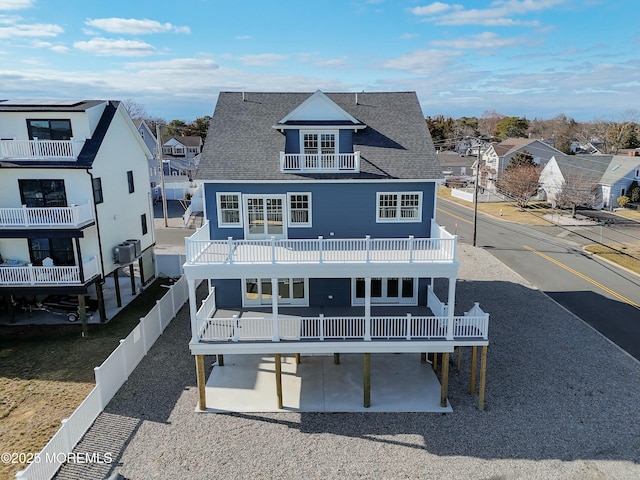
[0,137,83,160]
[0,202,94,228]
[197,313,488,343]
[186,229,456,266]
[0,256,99,285]
[280,151,360,172]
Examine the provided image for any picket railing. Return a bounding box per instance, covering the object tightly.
[15,276,191,480]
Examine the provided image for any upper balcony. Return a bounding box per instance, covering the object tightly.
[0,202,94,230]
[0,256,100,287]
[280,152,360,173]
[0,137,85,161]
[184,221,458,279]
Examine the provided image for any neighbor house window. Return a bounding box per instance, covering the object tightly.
[216,192,242,227]
[376,192,422,222]
[287,193,312,227]
[26,119,72,140]
[19,179,67,207]
[92,177,103,204]
[127,171,135,193]
[141,213,148,235]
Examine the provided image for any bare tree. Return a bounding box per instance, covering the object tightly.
[555,172,599,217]
[122,99,148,120]
[478,110,505,138]
[496,164,541,209]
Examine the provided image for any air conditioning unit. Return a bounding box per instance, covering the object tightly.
[125,239,141,258]
[113,243,136,264]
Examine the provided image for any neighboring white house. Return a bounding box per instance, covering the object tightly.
[0,100,156,321]
[480,138,563,189]
[539,153,640,210]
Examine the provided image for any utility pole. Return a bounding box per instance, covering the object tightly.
[472,141,481,247]
[156,125,169,227]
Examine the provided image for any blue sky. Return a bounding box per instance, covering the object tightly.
[0,0,638,122]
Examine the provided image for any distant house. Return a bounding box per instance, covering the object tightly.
[133,119,162,200]
[599,155,640,208]
[539,154,640,210]
[0,100,156,321]
[539,155,611,208]
[183,90,491,411]
[480,138,563,189]
[161,136,202,179]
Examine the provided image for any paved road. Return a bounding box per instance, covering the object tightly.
[437,199,640,360]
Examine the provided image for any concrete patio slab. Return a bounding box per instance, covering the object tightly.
[202,353,452,413]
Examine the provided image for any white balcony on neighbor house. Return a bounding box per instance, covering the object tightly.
[280,151,360,173]
[0,256,99,286]
[0,137,85,160]
[185,222,457,270]
[0,202,94,228]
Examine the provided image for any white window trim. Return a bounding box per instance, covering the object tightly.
[242,277,309,307]
[376,191,423,223]
[299,130,339,155]
[216,192,243,228]
[287,192,312,228]
[242,194,288,239]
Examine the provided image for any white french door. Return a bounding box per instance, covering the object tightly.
[244,278,308,306]
[243,195,286,239]
[352,277,417,305]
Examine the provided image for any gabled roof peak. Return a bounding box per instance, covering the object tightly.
[278,90,361,125]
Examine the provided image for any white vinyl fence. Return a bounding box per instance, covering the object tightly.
[16,276,190,480]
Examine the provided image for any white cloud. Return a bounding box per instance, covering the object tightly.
[411,2,460,15]
[382,49,462,74]
[0,22,62,38]
[50,45,69,53]
[0,0,33,10]
[73,37,156,57]
[125,58,219,71]
[429,32,525,50]
[236,53,287,66]
[85,18,190,35]
[411,0,567,26]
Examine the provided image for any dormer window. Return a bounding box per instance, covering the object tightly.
[303,131,336,157]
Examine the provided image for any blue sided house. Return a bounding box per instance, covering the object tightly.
[183,91,489,411]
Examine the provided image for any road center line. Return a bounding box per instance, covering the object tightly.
[523,245,640,310]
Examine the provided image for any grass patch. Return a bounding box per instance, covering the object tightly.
[584,243,640,275]
[613,208,640,221]
[438,186,552,226]
[0,277,172,478]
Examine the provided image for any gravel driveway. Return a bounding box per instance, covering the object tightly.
[55,245,640,480]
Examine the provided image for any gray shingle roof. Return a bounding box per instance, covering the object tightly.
[552,154,612,182]
[196,91,442,181]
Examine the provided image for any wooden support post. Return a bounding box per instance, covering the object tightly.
[456,346,462,370]
[96,282,107,323]
[433,352,438,372]
[217,354,224,367]
[420,352,427,364]
[275,354,283,409]
[470,346,477,394]
[363,353,371,408]
[295,353,300,364]
[195,355,206,410]
[479,346,488,411]
[334,353,340,365]
[129,264,136,295]
[78,294,88,338]
[440,352,450,408]
[114,268,122,308]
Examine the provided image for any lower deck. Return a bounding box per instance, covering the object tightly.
[202,353,452,413]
